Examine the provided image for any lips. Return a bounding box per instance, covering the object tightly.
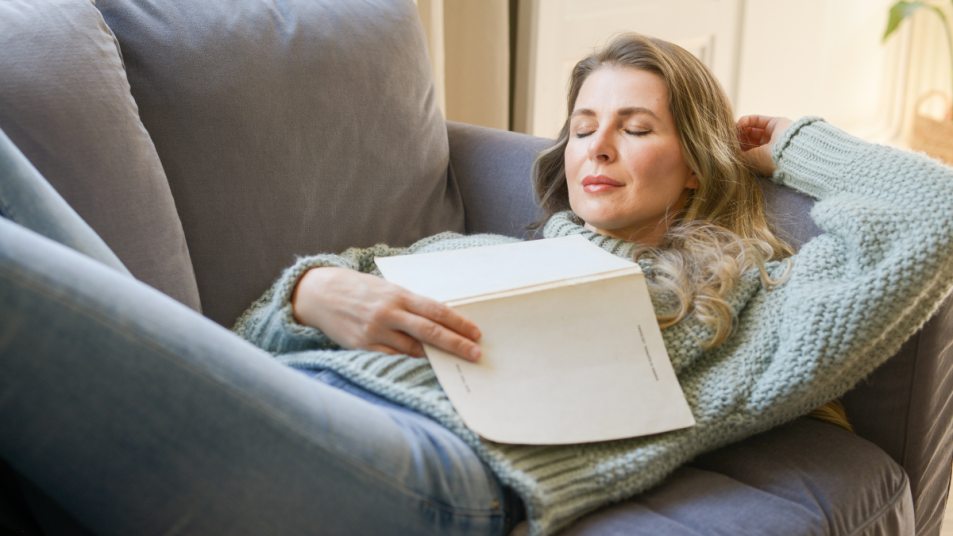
[581,175,623,194]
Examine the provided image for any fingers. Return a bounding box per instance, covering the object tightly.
[404,295,482,361]
[737,116,794,145]
[738,126,765,151]
[361,288,481,361]
[736,115,794,177]
[737,116,772,150]
[405,296,481,341]
[293,266,482,362]
[390,306,482,362]
[360,298,482,362]
[351,285,482,361]
[738,114,774,130]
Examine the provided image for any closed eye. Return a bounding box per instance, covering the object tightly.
[625,130,651,136]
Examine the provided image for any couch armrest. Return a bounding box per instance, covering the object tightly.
[446,121,552,239]
[842,292,953,536]
[761,175,953,536]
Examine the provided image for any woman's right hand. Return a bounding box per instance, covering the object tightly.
[737,115,793,176]
[291,267,482,362]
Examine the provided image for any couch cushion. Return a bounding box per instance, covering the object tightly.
[447,122,551,239]
[562,418,914,535]
[0,0,201,312]
[0,127,130,277]
[97,0,464,326]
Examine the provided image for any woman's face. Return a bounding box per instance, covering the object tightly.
[565,67,698,245]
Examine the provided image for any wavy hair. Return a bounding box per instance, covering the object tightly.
[532,33,794,348]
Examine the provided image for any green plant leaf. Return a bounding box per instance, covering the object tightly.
[883,1,929,42]
[930,4,950,27]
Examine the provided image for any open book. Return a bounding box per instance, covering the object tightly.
[375,235,695,445]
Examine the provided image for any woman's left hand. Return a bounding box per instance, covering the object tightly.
[737,115,793,176]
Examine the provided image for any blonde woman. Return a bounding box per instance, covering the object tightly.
[233,33,953,536]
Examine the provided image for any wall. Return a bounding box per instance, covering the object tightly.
[420,0,949,145]
[416,0,511,131]
[514,0,745,138]
[514,0,909,141]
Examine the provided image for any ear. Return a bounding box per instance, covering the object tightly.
[686,170,700,190]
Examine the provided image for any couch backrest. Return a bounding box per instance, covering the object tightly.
[96,0,465,326]
[0,0,201,312]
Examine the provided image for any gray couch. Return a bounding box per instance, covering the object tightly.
[1,0,951,534]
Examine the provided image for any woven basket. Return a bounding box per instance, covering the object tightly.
[910,91,953,166]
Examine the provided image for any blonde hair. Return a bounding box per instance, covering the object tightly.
[533,33,794,348]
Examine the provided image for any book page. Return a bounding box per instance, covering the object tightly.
[375,235,637,302]
[376,236,695,445]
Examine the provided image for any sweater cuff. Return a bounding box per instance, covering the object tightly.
[275,253,357,333]
[234,254,357,354]
[770,116,866,200]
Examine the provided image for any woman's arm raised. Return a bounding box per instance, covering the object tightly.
[733,115,953,405]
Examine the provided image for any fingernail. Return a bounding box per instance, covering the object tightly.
[469,346,481,361]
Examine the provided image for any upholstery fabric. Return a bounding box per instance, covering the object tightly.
[446,122,550,239]
[841,294,953,536]
[560,418,914,536]
[0,0,201,312]
[0,127,130,276]
[0,462,41,535]
[97,0,464,326]
[759,178,824,249]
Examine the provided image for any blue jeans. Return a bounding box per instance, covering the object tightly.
[0,129,523,535]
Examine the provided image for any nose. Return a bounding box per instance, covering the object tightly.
[587,128,616,163]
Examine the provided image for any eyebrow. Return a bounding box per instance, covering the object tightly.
[570,106,659,120]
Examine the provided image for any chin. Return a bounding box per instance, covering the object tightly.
[580,216,624,236]
[574,206,621,229]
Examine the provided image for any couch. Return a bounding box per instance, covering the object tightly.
[1,0,951,534]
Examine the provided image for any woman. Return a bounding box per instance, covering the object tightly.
[233,34,953,536]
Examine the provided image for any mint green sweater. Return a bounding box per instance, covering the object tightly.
[234,118,953,536]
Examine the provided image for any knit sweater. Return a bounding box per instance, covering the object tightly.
[233,117,953,536]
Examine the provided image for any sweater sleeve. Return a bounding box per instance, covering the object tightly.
[760,116,953,406]
[232,243,409,354]
[233,231,470,354]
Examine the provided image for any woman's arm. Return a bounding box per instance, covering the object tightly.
[234,236,482,361]
[292,267,481,360]
[738,115,953,402]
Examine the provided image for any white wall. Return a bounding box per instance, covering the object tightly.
[416,0,511,131]
[444,0,511,130]
[515,0,745,139]
[514,0,910,142]
[735,0,904,141]
[900,6,953,143]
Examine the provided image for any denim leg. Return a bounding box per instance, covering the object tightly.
[0,126,129,275]
[304,369,525,530]
[0,218,517,536]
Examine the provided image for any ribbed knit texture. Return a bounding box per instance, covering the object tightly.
[234,118,953,536]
